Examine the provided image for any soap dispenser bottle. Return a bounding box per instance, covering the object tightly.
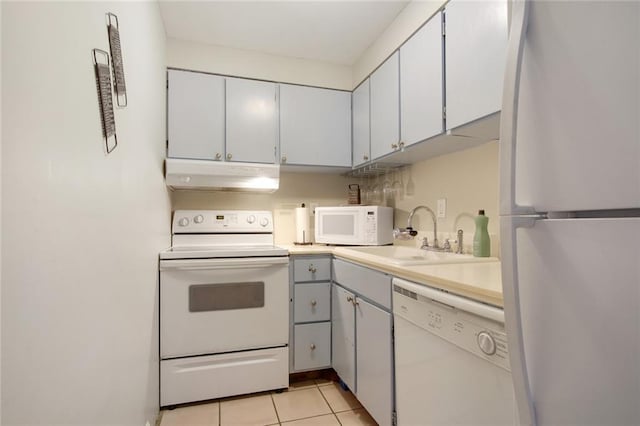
[473,209,490,257]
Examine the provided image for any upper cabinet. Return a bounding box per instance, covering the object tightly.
[167,70,277,164]
[370,52,400,160]
[226,78,278,163]
[167,70,225,161]
[444,0,508,131]
[400,12,444,147]
[352,79,370,168]
[279,84,351,167]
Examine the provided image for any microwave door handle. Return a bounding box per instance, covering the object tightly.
[160,257,289,271]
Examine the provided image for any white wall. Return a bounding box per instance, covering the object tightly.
[352,0,445,87]
[1,2,170,425]
[167,38,353,90]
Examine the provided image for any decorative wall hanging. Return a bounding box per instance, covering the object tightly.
[93,48,118,153]
[106,13,127,107]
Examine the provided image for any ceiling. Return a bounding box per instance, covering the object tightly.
[159,1,410,66]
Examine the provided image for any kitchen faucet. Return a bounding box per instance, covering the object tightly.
[393,205,442,251]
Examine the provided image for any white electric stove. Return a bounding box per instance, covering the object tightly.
[159,210,290,407]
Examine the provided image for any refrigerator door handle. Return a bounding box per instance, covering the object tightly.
[499,0,535,216]
[501,215,537,426]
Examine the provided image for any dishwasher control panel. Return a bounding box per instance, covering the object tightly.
[393,284,510,371]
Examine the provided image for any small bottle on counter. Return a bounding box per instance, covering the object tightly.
[473,210,491,257]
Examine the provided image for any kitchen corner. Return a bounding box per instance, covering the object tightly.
[286,244,503,307]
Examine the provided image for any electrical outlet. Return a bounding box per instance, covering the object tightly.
[437,198,446,218]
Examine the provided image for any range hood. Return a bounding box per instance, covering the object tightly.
[165,158,280,192]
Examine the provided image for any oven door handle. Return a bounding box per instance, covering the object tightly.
[160,257,289,271]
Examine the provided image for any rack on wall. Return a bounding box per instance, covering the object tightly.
[107,12,127,107]
[92,48,118,154]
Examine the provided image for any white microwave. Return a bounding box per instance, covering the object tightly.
[314,206,394,246]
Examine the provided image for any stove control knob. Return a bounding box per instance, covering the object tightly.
[178,217,190,227]
[246,215,256,224]
[260,217,269,227]
[477,331,496,356]
[194,215,204,224]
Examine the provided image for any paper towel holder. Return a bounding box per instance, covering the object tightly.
[294,203,313,246]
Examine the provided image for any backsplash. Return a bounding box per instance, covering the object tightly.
[386,141,500,257]
[170,141,499,255]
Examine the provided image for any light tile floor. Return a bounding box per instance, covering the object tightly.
[160,378,377,426]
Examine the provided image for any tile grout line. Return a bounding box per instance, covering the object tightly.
[270,392,282,425]
[316,383,343,426]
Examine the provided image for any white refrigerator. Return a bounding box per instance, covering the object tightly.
[500,1,640,425]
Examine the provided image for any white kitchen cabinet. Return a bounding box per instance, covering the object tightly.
[167,70,225,160]
[331,284,356,390]
[290,256,332,373]
[444,0,508,130]
[279,84,351,167]
[370,52,400,160]
[226,77,278,163]
[332,258,394,426]
[352,79,370,167]
[400,12,444,147]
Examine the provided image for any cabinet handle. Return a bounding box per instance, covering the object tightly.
[347,296,354,303]
[310,344,316,350]
[310,300,317,307]
[282,156,287,163]
[363,155,369,161]
[215,153,221,160]
[308,265,317,273]
[399,141,405,149]
[391,143,398,150]
[227,153,232,160]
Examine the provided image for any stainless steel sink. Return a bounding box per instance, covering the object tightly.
[341,245,497,266]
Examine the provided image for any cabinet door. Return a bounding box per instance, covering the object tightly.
[400,12,444,147]
[445,0,508,130]
[370,52,400,160]
[331,284,356,391]
[352,79,370,167]
[167,70,225,160]
[356,298,393,426]
[226,78,277,163]
[279,84,351,167]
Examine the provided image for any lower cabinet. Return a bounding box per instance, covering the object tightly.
[293,323,331,371]
[355,297,393,426]
[290,256,332,373]
[332,259,394,426]
[290,256,394,426]
[332,285,356,389]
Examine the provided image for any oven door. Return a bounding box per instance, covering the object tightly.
[160,256,289,359]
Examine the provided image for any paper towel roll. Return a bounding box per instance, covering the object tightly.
[295,206,311,244]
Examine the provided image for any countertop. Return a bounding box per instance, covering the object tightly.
[280,244,503,307]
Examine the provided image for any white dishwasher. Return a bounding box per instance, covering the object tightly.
[392,278,517,425]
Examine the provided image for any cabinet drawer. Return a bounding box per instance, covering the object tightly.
[294,257,331,282]
[295,283,330,323]
[333,258,392,309]
[294,323,331,371]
